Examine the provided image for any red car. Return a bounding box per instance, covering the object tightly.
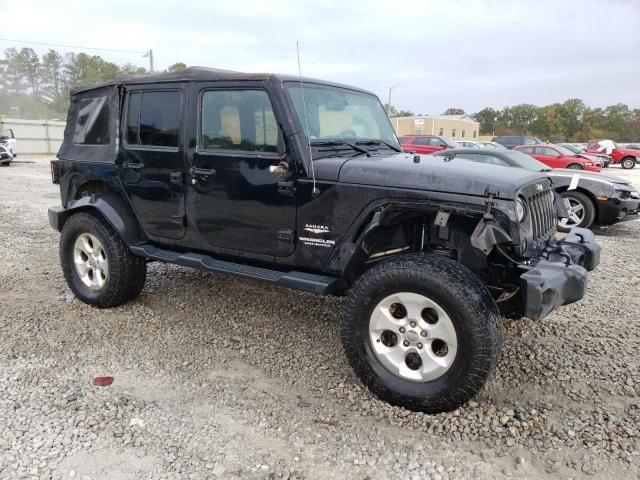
[513,144,601,172]
[399,135,459,154]
[585,140,638,169]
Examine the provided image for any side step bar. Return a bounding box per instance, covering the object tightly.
[129,244,338,295]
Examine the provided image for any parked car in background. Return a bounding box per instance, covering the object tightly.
[493,135,543,149]
[434,148,639,231]
[514,144,601,172]
[456,140,483,149]
[478,141,507,150]
[556,143,610,167]
[0,144,12,165]
[586,139,638,169]
[399,134,458,154]
[0,128,17,157]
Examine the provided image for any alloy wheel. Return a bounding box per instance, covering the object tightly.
[73,233,109,290]
[369,292,458,382]
[558,197,585,228]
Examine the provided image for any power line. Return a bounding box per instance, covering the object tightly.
[0,38,147,54]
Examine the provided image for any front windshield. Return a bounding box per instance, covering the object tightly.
[505,150,550,171]
[285,83,399,146]
[0,129,13,140]
[560,144,578,153]
[441,137,460,148]
[554,145,578,156]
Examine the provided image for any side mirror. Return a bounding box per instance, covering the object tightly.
[269,161,289,178]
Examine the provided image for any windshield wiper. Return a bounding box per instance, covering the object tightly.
[310,140,370,156]
[355,139,402,152]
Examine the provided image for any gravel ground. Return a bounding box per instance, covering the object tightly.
[0,156,639,480]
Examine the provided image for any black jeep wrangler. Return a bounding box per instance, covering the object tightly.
[49,67,600,413]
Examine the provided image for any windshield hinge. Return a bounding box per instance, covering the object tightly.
[484,190,498,215]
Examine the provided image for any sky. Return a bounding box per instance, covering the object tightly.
[3,0,640,114]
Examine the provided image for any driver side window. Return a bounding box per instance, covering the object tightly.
[537,147,559,156]
[200,90,281,153]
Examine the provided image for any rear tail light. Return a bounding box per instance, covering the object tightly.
[50,160,59,184]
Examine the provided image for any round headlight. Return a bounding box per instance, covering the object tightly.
[516,198,526,222]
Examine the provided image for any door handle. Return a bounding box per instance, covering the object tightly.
[189,167,216,176]
[269,161,289,178]
[126,162,144,170]
[170,172,183,185]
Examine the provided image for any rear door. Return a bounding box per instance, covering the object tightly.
[409,136,434,154]
[120,87,186,239]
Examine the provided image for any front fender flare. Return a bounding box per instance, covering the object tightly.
[48,192,146,245]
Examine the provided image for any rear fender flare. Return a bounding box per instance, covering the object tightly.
[59,192,146,245]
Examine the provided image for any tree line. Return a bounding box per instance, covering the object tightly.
[0,47,185,119]
[2,46,638,142]
[390,101,640,142]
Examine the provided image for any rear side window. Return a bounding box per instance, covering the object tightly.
[523,137,539,145]
[200,90,280,153]
[73,96,110,145]
[125,90,181,148]
[517,146,535,154]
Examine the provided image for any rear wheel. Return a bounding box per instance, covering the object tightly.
[557,191,595,232]
[342,253,502,413]
[60,212,146,307]
[566,163,583,170]
[621,157,636,169]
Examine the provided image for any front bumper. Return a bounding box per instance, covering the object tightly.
[520,227,600,320]
[596,197,640,225]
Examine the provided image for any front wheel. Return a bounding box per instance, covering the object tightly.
[60,212,146,307]
[342,253,502,413]
[621,157,636,169]
[557,190,596,232]
[566,163,583,170]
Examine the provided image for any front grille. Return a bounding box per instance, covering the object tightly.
[526,186,556,240]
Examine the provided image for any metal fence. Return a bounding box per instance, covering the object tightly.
[1,118,66,155]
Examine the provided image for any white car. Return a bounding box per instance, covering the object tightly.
[0,128,17,157]
[0,144,12,165]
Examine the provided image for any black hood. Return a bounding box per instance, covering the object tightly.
[320,153,548,199]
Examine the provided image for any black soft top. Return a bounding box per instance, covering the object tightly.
[71,66,374,96]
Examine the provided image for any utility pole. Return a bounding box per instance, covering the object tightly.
[143,49,155,74]
[386,86,395,116]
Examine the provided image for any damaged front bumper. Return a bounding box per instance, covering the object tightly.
[520,227,600,320]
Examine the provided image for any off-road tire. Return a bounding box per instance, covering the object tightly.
[621,157,636,169]
[557,190,595,232]
[342,252,503,413]
[60,212,146,307]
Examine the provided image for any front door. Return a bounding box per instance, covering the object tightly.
[187,86,296,257]
[533,146,564,169]
[120,87,186,239]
